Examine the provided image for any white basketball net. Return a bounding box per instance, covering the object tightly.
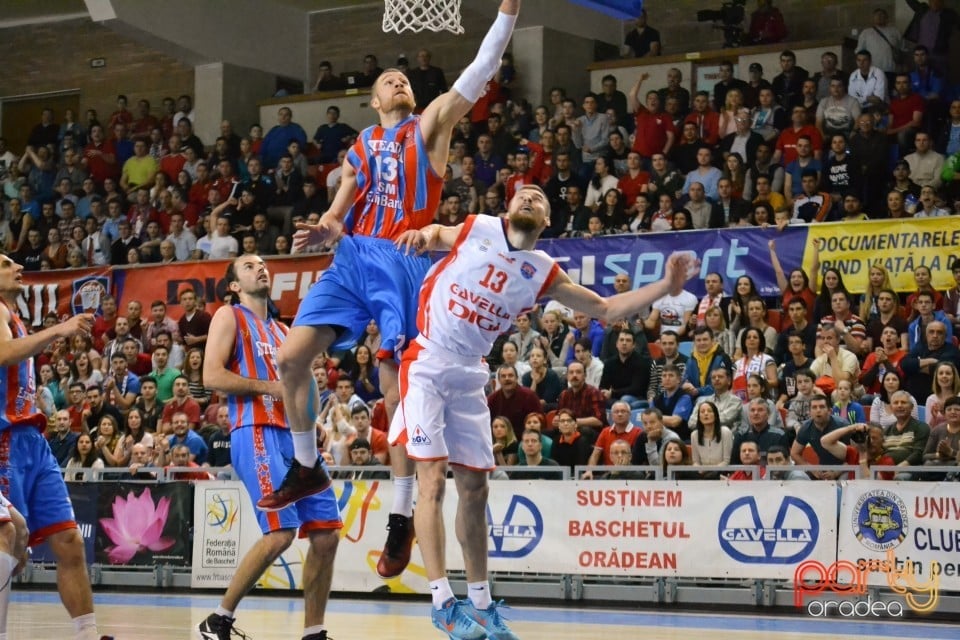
[383,0,464,34]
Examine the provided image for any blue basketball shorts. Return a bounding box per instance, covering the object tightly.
[293,234,431,360]
[0,427,76,545]
[231,424,342,536]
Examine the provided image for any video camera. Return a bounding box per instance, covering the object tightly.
[696,0,747,48]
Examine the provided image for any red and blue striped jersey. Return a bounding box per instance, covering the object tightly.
[0,301,40,431]
[226,304,289,432]
[344,115,443,240]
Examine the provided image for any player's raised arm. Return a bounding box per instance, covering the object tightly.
[546,253,698,323]
[420,1,520,147]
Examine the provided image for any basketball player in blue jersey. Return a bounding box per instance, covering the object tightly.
[261,0,523,581]
[198,255,341,640]
[0,255,112,640]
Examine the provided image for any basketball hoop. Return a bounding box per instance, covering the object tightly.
[382,0,464,34]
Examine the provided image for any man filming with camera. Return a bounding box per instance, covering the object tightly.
[789,395,850,479]
[820,422,896,480]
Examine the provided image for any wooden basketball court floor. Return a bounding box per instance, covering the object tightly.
[6,590,958,639]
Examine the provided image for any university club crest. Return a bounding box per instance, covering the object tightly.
[853,489,908,552]
[520,261,536,280]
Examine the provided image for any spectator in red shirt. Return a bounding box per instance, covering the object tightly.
[728,441,766,480]
[557,361,606,433]
[161,376,202,432]
[748,0,788,45]
[159,135,186,183]
[505,149,537,202]
[65,382,90,433]
[774,105,823,165]
[888,74,925,155]
[582,402,642,477]
[487,365,542,442]
[82,124,118,186]
[629,73,676,161]
[164,444,213,481]
[178,288,212,350]
[684,91,721,146]
[91,294,118,350]
[618,152,650,215]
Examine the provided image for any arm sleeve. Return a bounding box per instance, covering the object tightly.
[452,11,518,103]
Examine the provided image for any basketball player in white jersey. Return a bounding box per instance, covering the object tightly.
[0,494,27,640]
[391,184,697,639]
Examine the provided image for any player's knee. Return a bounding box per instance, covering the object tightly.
[48,528,85,561]
[382,385,400,411]
[0,522,14,553]
[263,528,296,554]
[307,528,339,556]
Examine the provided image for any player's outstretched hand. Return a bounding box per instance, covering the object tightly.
[59,313,93,338]
[394,230,428,255]
[293,212,342,253]
[665,252,699,292]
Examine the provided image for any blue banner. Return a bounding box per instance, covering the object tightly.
[535,226,810,298]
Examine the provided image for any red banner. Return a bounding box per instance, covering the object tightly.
[19,255,333,327]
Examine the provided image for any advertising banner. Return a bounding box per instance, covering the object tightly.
[837,481,957,599]
[191,479,838,591]
[535,225,808,298]
[23,218,959,328]
[95,482,194,566]
[803,218,960,294]
[191,479,429,593]
[480,480,837,579]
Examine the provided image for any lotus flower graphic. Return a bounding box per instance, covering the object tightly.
[99,488,176,564]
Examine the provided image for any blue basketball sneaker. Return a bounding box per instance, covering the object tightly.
[469,600,520,640]
[431,598,486,640]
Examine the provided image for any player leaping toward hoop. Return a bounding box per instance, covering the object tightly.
[259,0,524,581]
[391,185,697,639]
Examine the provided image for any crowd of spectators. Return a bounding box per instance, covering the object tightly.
[3,1,958,485]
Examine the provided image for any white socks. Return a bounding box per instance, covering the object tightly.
[293,429,319,467]
[72,613,98,640]
[303,624,326,638]
[215,605,234,619]
[391,475,415,518]
[0,552,13,637]
[430,577,455,609]
[468,580,492,610]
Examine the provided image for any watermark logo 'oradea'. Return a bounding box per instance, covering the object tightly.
[487,495,543,559]
[853,489,908,552]
[718,496,818,564]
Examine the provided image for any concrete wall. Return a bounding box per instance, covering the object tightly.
[108,0,310,83]
[0,17,193,131]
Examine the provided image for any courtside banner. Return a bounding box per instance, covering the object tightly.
[191,480,430,593]
[535,225,808,298]
[191,480,837,591]
[802,218,960,294]
[837,481,960,592]
[479,480,837,578]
